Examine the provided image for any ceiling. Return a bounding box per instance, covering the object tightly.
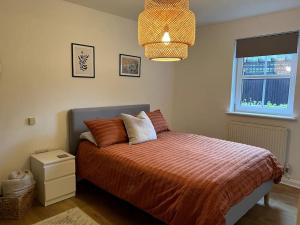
[64,0,300,25]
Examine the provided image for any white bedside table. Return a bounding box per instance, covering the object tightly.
[30,150,76,206]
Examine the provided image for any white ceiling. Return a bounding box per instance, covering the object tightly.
[64,0,300,25]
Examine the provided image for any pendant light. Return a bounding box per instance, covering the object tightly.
[138,0,196,62]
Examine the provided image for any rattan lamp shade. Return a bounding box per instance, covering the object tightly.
[138,0,196,61]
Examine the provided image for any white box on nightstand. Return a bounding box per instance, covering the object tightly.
[30,150,76,206]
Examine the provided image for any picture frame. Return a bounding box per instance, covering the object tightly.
[119,54,141,77]
[71,43,95,78]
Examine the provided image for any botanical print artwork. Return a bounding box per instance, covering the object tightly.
[119,54,141,77]
[72,43,95,78]
[78,51,89,71]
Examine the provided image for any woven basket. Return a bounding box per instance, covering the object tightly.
[0,184,35,219]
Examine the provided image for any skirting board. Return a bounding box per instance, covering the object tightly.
[282,177,300,189]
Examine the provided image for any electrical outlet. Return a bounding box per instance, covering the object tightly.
[27,117,36,126]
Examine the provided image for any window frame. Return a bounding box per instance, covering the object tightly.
[233,54,298,117]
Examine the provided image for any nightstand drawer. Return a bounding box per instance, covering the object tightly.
[44,175,75,201]
[44,159,75,181]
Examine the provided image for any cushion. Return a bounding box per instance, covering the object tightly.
[147,110,169,133]
[121,111,157,144]
[84,118,128,147]
[80,131,98,146]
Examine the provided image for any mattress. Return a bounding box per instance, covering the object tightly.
[77,131,283,225]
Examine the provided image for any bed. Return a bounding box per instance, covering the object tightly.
[68,104,283,225]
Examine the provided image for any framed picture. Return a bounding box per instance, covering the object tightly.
[119,54,141,77]
[71,43,95,78]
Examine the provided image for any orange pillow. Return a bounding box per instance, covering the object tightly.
[84,118,128,147]
[147,110,169,134]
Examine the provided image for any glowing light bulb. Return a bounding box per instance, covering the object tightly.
[162,31,171,45]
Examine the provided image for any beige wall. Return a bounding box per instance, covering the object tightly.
[0,0,174,183]
[1,0,300,189]
[173,8,300,186]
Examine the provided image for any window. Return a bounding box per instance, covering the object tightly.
[231,32,299,117]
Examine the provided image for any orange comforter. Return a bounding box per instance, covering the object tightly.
[77,131,283,225]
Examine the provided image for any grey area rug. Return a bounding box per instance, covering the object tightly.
[32,207,99,225]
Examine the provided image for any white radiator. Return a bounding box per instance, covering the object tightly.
[228,122,288,166]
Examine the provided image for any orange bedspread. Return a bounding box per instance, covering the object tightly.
[77,131,283,225]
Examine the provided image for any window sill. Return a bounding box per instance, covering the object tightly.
[226,111,297,121]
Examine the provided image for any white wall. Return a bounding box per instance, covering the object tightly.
[0,0,174,183]
[173,8,300,187]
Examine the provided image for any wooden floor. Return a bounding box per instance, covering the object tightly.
[0,181,299,225]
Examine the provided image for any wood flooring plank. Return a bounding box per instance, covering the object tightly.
[0,181,298,225]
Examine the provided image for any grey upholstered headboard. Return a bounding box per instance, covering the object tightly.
[68,104,150,155]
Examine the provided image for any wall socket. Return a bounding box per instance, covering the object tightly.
[27,117,36,126]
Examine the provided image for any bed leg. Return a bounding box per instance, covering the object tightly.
[264,193,270,206]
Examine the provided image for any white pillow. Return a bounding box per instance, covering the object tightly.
[80,131,98,146]
[121,111,157,145]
